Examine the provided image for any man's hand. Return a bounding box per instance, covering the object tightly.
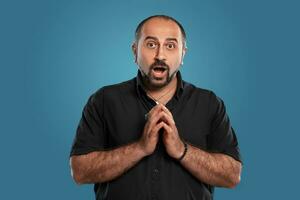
[160,105,185,159]
[139,104,184,159]
[138,104,165,156]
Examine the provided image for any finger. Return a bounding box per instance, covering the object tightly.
[148,110,174,134]
[161,122,174,140]
[161,121,173,134]
[147,111,165,132]
[147,104,163,120]
[160,111,176,126]
[149,103,163,114]
[149,121,164,138]
[161,105,173,119]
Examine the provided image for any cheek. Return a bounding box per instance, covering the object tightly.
[138,50,154,65]
[137,54,147,66]
[169,53,183,67]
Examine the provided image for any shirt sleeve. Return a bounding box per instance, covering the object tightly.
[207,92,242,163]
[70,88,107,156]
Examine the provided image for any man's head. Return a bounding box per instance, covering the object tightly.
[132,15,187,89]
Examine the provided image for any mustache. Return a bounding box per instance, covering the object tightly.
[150,60,169,70]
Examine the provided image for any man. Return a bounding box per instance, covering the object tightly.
[70,15,242,200]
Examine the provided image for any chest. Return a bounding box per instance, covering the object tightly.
[103,96,211,150]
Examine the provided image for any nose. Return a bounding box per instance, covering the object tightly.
[155,45,166,61]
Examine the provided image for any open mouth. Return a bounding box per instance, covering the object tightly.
[153,66,167,73]
[151,66,168,79]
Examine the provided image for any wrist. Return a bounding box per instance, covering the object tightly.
[177,141,188,161]
[135,140,149,157]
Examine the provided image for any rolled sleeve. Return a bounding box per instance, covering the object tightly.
[70,88,107,156]
[207,92,242,163]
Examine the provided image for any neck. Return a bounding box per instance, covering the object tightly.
[146,75,178,104]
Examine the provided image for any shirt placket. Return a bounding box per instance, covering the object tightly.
[150,132,163,200]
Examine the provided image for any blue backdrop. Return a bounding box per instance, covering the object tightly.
[1,0,299,199]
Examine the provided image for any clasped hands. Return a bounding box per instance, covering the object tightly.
[138,103,185,159]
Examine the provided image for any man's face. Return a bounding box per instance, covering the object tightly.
[133,18,186,89]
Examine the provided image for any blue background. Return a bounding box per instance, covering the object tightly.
[1,0,299,199]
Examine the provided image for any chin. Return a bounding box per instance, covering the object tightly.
[149,78,169,89]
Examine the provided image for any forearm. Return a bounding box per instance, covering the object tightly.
[70,141,146,184]
[180,144,242,188]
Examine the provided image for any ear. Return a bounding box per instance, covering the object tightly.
[132,42,137,63]
[181,46,187,65]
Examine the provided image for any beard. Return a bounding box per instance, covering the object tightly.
[139,60,178,90]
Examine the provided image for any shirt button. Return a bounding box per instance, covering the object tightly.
[152,168,159,181]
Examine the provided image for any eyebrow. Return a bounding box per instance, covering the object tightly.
[144,36,178,43]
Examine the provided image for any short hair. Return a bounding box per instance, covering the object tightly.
[134,15,187,47]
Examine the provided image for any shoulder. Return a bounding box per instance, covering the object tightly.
[89,78,136,104]
[183,81,227,122]
[182,80,218,101]
[182,80,225,113]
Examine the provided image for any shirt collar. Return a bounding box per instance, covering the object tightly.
[135,70,184,100]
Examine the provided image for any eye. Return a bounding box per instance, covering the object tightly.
[146,42,157,49]
[166,43,176,50]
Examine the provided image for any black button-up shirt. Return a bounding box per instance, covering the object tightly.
[70,71,241,200]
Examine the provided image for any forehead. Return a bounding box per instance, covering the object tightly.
[140,18,182,41]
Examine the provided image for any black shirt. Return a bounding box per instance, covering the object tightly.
[70,71,241,200]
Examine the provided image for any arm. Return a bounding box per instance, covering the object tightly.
[70,142,145,184]
[180,144,242,188]
[70,104,166,184]
[160,104,242,188]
